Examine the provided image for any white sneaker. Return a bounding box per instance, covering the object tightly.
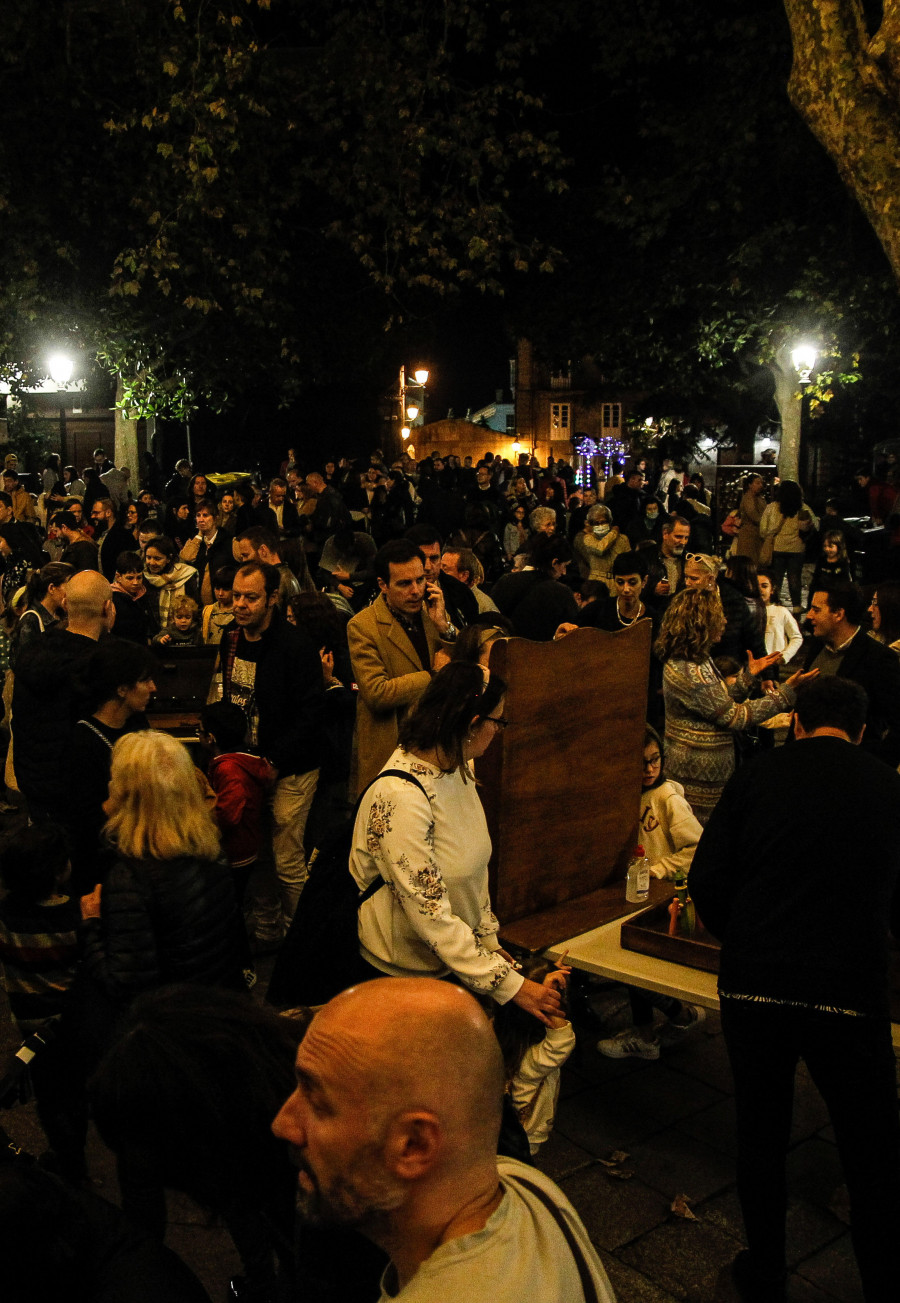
[596,1030,660,1060]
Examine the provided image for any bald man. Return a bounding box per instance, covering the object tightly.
[12,570,115,824]
[273,979,615,1303]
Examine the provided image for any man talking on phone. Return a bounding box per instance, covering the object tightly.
[348,539,459,793]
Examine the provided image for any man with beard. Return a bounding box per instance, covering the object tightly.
[272,978,615,1303]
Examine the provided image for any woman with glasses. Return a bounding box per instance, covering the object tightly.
[351,660,564,1025]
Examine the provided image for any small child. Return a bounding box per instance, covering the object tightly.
[201,563,237,645]
[492,955,574,1155]
[757,568,802,663]
[111,550,151,645]
[0,824,86,1180]
[153,594,200,646]
[199,701,273,902]
[806,530,852,606]
[597,728,705,1061]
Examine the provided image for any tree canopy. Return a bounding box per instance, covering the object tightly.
[0,0,565,418]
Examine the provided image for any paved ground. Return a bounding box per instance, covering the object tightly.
[2,923,888,1303]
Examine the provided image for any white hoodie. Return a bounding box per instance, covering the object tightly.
[638,779,703,879]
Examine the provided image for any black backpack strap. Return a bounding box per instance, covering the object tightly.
[513,1174,603,1303]
[355,768,429,910]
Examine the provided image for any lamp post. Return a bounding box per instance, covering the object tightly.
[48,352,74,464]
[396,365,429,461]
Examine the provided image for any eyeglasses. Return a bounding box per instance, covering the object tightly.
[482,715,510,729]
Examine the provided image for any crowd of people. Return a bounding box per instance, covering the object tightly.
[0,441,898,1303]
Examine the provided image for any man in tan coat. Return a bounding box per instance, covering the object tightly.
[348,539,457,794]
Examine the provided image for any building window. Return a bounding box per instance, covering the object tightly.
[550,402,570,440]
[602,403,622,431]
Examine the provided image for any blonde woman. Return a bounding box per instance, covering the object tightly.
[79,730,243,1007]
[656,589,812,824]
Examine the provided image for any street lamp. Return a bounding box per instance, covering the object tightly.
[396,365,429,460]
[48,352,75,462]
[791,343,817,384]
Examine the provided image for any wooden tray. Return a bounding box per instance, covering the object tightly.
[622,904,900,1024]
[620,900,721,974]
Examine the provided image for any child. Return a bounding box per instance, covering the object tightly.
[597,728,705,1061]
[201,563,237,645]
[757,567,803,663]
[153,594,200,646]
[198,700,273,905]
[806,530,852,604]
[492,955,574,1155]
[111,550,151,644]
[0,825,86,1180]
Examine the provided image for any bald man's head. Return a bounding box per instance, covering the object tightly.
[63,570,114,632]
[272,979,505,1229]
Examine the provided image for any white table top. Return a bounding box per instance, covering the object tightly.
[547,916,900,1049]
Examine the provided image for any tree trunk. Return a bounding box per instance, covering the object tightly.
[770,344,803,482]
[114,376,142,490]
[783,0,900,285]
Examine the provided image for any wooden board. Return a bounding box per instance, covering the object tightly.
[478,623,651,947]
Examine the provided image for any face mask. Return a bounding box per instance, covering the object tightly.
[593,524,611,538]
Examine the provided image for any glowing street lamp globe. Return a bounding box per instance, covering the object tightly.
[48,352,74,386]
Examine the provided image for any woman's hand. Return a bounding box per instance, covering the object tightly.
[747,650,782,678]
[80,883,102,920]
[510,976,563,1027]
[785,667,820,689]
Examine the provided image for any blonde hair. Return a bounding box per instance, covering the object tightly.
[172,595,199,620]
[104,731,221,862]
[655,589,727,663]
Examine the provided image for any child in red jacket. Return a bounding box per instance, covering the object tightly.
[199,701,274,909]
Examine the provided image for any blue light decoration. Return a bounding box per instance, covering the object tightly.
[574,433,628,487]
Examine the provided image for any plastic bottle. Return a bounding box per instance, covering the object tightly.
[625,844,650,904]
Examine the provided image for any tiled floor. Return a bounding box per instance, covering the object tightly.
[0,900,889,1301]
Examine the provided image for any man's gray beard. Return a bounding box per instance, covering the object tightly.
[295,1155,406,1230]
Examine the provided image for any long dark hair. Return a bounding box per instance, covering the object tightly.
[873,580,900,646]
[89,985,307,1208]
[775,479,802,518]
[399,661,507,772]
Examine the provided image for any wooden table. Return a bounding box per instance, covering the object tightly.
[546,916,900,1049]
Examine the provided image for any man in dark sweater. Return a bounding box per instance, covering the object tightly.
[689,677,900,1302]
[490,534,580,641]
[803,581,900,766]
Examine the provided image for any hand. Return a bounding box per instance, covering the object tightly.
[332,568,351,582]
[80,883,102,920]
[785,667,819,689]
[552,622,579,640]
[432,648,452,672]
[320,648,336,685]
[747,650,782,677]
[337,583,354,601]
[544,967,571,992]
[423,581,449,631]
[511,977,563,1027]
[655,579,670,597]
[157,633,171,644]
[760,678,778,695]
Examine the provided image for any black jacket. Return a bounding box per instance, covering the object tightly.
[714,578,766,663]
[220,609,324,776]
[491,569,579,641]
[98,524,139,581]
[690,737,900,1016]
[80,854,244,1005]
[802,628,900,765]
[12,627,99,810]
